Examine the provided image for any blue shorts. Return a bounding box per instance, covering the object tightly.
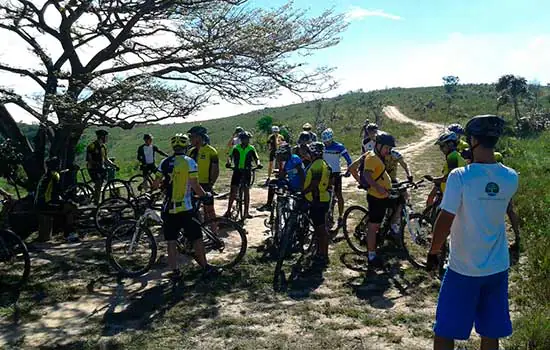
[434,268,512,340]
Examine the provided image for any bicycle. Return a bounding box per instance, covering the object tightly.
[105,195,248,277]
[0,228,31,290]
[327,172,348,239]
[421,175,442,224]
[69,165,131,204]
[127,165,157,197]
[226,166,260,223]
[342,180,447,276]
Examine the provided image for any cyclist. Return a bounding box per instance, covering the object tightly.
[321,128,352,228]
[426,131,466,207]
[152,134,216,280]
[293,131,313,167]
[257,144,305,212]
[266,125,285,183]
[302,123,318,142]
[427,115,518,350]
[447,123,469,154]
[35,157,79,242]
[226,126,243,162]
[303,141,332,267]
[349,132,394,267]
[362,123,379,153]
[224,131,262,219]
[86,129,118,203]
[137,134,169,190]
[187,126,219,222]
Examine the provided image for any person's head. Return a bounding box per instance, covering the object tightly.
[465,115,505,155]
[366,123,378,139]
[308,141,325,160]
[276,143,292,162]
[45,156,60,172]
[321,128,334,145]
[96,129,108,143]
[447,123,465,136]
[435,131,459,155]
[297,131,312,146]
[302,122,312,131]
[238,131,252,146]
[187,125,208,147]
[170,133,189,154]
[271,125,280,134]
[374,131,395,157]
[143,134,153,145]
[234,126,244,136]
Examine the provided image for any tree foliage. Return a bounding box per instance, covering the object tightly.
[256,115,273,134]
[496,74,529,124]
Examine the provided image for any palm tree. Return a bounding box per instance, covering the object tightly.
[496,75,529,125]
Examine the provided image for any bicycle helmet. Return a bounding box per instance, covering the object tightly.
[170,133,189,149]
[434,131,458,145]
[465,115,505,137]
[321,128,334,143]
[187,125,208,136]
[143,133,153,141]
[308,141,325,157]
[302,122,312,131]
[375,132,396,147]
[297,131,312,145]
[96,129,108,137]
[366,123,379,131]
[45,157,60,170]
[238,131,252,140]
[235,126,244,134]
[447,123,465,135]
[272,125,280,133]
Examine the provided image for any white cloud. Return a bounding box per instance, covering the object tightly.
[345,6,402,21]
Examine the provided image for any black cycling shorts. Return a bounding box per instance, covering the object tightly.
[141,163,157,176]
[366,194,391,224]
[161,211,202,242]
[330,173,342,194]
[88,168,106,183]
[309,202,329,227]
[231,169,252,188]
[269,149,277,162]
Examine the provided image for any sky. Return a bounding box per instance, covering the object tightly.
[2,0,550,124]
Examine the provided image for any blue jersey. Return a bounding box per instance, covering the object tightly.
[323,141,352,173]
[284,154,304,191]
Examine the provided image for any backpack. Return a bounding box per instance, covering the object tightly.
[358,154,386,189]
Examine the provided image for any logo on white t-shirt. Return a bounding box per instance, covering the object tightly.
[485,182,499,197]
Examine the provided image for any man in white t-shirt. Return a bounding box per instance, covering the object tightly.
[427,115,518,350]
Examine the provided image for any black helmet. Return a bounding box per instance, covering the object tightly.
[366,123,379,131]
[375,132,396,147]
[238,131,252,140]
[143,133,153,141]
[187,125,208,136]
[308,141,325,157]
[447,123,465,135]
[96,129,108,137]
[297,131,312,145]
[45,156,60,170]
[276,143,292,157]
[465,115,505,138]
[235,126,244,133]
[435,131,458,145]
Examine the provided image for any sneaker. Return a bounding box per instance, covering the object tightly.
[257,204,272,212]
[368,255,384,268]
[202,265,221,279]
[65,232,80,243]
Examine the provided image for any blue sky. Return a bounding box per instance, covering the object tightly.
[2,0,549,123]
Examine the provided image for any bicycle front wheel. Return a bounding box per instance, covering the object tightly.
[202,217,247,269]
[343,205,369,255]
[95,197,137,236]
[102,179,131,201]
[402,213,434,269]
[0,229,31,290]
[128,174,152,197]
[273,221,293,292]
[106,220,157,277]
[65,183,94,206]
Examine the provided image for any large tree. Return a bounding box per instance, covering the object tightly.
[496,74,528,125]
[0,0,346,189]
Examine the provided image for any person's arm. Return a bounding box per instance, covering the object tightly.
[364,170,388,196]
[341,147,353,169]
[105,157,118,169]
[429,210,455,253]
[348,157,362,183]
[154,145,169,158]
[210,152,220,184]
[252,147,261,167]
[303,171,320,199]
[507,200,520,250]
[296,164,305,189]
[429,170,462,254]
[137,145,144,163]
[398,157,412,179]
[190,177,207,197]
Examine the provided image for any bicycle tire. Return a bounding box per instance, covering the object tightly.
[402,213,434,269]
[273,219,293,292]
[128,174,153,197]
[101,179,131,201]
[201,217,247,269]
[95,197,137,236]
[236,187,244,222]
[64,182,94,206]
[343,205,370,255]
[106,220,157,277]
[0,229,31,290]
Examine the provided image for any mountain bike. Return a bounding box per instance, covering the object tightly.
[69,165,131,204]
[105,195,247,277]
[421,175,443,224]
[0,228,31,290]
[226,166,260,223]
[128,165,157,197]
[327,172,348,239]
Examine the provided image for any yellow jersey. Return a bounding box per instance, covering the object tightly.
[157,155,198,214]
[304,158,332,203]
[458,139,469,153]
[364,151,391,199]
[187,145,219,184]
[441,150,466,192]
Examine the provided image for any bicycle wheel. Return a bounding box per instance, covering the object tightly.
[65,183,94,206]
[232,187,244,222]
[106,220,157,277]
[128,174,152,197]
[201,217,247,269]
[0,229,31,290]
[402,213,434,268]
[250,170,256,187]
[95,197,137,236]
[273,220,293,292]
[102,179,131,201]
[343,205,369,255]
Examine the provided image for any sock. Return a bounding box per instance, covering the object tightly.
[368,251,376,261]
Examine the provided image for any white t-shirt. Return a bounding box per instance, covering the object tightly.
[143,145,155,164]
[232,137,241,146]
[441,163,518,277]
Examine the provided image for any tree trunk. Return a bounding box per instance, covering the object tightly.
[513,98,521,125]
[49,123,84,189]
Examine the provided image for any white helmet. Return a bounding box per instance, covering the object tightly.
[272,125,280,133]
[321,128,333,142]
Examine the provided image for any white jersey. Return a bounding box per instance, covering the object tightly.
[441,163,519,277]
[232,137,241,146]
[362,137,375,154]
[143,145,155,164]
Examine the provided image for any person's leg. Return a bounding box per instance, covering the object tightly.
[258,180,277,211]
[426,186,437,207]
[181,212,209,269]
[367,222,380,252]
[225,171,240,216]
[167,240,179,270]
[480,338,499,350]
[316,224,328,256]
[366,195,384,259]
[267,159,273,180]
[162,213,181,272]
[433,337,454,350]
[335,176,344,219]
